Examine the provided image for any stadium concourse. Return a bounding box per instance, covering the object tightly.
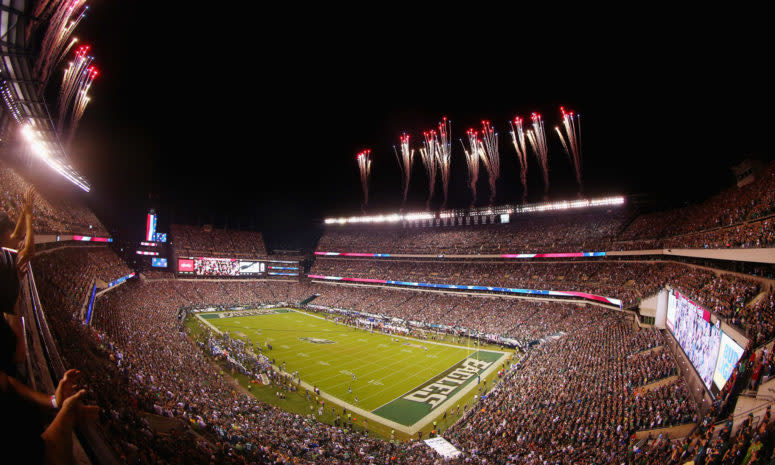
[4,161,775,464]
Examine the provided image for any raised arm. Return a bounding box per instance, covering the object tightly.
[1,369,82,410]
[16,188,36,273]
[9,187,35,244]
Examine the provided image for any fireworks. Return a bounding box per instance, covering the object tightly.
[436,117,452,210]
[65,87,92,148]
[393,133,415,209]
[479,121,500,205]
[527,112,550,195]
[355,109,589,208]
[555,106,583,192]
[57,45,96,139]
[357,150,372,211]
[461,129,483,207]
[33,0,89,91]
[509,116,529,202]
[420,130,439,210]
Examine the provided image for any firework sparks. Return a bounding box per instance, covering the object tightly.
[34,0,89,92]
[479,120,500,205]
[357,149,372,211]
[527,112,550,195]
[509,116,530,202]
[64,68,96,148]
[57,45,96,136]
[392,133,415,209]
[420,130,439,210]
[461,129,483,207]
[436,117,452,210]
[556,106,583,192]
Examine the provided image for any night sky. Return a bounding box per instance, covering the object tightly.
[61,4,772,248]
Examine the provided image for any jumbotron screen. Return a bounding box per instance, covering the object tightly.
[239,261,265,275]
[177,257,268,276]
[194,257,239,276]
[713,332,744,390]
[666,290,721,390]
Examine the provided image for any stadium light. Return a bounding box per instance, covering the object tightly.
[324,196,625,225]
[20,123,91,192]
[324,212,435,225]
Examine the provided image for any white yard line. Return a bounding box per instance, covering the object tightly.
[196,314,223,334]
[295,308,504,351]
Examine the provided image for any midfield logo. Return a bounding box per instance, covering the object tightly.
[299,337,335,344]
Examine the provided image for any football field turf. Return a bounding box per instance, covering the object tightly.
[199,308,506,431]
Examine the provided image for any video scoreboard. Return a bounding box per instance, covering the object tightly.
[177,257,299,278]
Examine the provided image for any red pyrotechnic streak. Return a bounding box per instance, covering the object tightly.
[33,0,89,91]
[436,117,452,210]
[527,112,550,194]
[509,115,530,202]
[420,128,439,210]
[357,149,372,210]
[479,120,500,205]
[57,45,97,148]
[556,106,583,192]
[393,133,415,208]
[461,128,483,207]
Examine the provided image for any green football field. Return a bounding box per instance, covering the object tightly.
[199,308,505,429]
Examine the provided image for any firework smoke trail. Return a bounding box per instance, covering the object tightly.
[461,129,482,207]
[436,117,452,210]
[509,116,529,202]
[64,66,96,148]
[34,0,88,92]
[357,150,372,211]
[66,91,90,146]
[527,112,550,195]
[56,37,79,66]
[420,130,439,210]
[479,120,500,205]
[56,45,94,135]
[392,133,415,209]
[556,106,583,192]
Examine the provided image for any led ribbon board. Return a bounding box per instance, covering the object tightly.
[307,274,622,307]
[72,235,112,242]
[315,251,604,258]
[107,272,135,288]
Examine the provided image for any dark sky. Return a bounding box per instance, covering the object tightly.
[60,4,772,247]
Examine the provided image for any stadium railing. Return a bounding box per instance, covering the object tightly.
[20,263,120,465]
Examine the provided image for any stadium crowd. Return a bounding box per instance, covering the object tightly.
[171,224,266,258]
[617,161,775,248]
[14,243,774,464]
[316,162,775,255]
[318,212,627,254]
[20,243,702,463]
[311,258,772,343]
[1,162,108,236]
[32,247,132,318]
[8,160,775,463]
[444,312,697,464]
[311,258,686,306]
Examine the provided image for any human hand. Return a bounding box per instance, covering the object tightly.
[22,187,36,214]
[55,369,82,408]
[61,388,100,424]
[16,248,31,274]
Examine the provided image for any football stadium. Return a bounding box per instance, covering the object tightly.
[1,3,774,464]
